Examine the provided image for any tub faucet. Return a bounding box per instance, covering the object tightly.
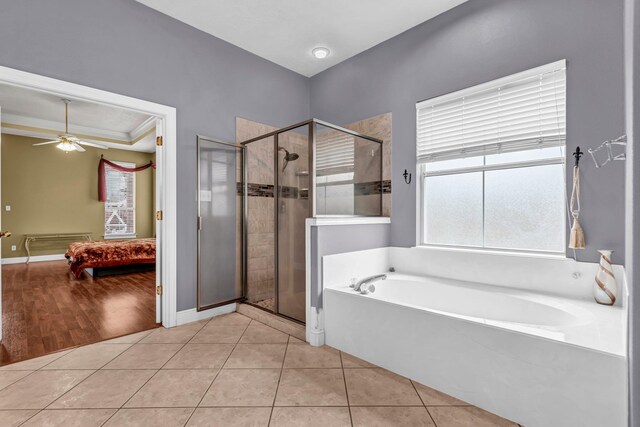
[352,274,387,293]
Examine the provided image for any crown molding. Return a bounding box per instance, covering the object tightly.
[130,116,157,142]
[1,113,131,143]
[1,113,157,152]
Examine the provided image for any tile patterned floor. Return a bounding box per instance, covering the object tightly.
[0,313,521,426]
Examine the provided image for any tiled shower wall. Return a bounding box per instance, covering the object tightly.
[237,118,277,304]
[344,112,392,217]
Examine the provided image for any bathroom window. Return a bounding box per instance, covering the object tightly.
[416,61,566,254]
[104,161,136,238]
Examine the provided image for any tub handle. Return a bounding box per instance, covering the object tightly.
[360,284,376,295]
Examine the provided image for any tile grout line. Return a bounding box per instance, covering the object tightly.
[267,332,290,426]
[410,380,439,427]
[101,318,214,426]
[340,351,355,427]
[104,317,211,422]
[14,333,154,427]
[182,315,252,426]
[8,315,231,426]
[3,404,448,411]
[0,370,38,393]
[17,408,42,427]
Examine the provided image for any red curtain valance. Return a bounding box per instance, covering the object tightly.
[98,155,156,202]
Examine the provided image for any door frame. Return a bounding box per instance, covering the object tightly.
[0,65,179,330]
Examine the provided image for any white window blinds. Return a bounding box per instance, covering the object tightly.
[316,133,355,171]
[417,60,566,163]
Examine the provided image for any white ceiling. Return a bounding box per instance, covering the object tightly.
[135,0,467,77]
[0,84,157,152]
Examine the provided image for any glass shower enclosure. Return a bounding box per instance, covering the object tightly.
[241,119,383,323]
[196,120,383,324]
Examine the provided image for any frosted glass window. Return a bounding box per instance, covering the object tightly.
[424,172,483,247]
[484,165,565,251]
[417,63,567,253]
[421,157,565,253]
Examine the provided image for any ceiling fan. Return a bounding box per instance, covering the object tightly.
[32,99,109,153]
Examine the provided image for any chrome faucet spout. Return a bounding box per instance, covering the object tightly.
[353,274,387,292]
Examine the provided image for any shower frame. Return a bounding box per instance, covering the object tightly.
[239,118,384,323]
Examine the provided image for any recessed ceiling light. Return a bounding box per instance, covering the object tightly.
[312,47,330,59]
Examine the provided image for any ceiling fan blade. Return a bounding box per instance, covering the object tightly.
[72,143,86,152]
[77,140,109,149]
[32,140,61,146]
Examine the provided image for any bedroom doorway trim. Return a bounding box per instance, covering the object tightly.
[0,65,178,333]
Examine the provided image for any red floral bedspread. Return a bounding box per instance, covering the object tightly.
[65,238,156,278]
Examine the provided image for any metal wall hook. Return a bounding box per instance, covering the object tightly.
[403,169,412,184]
[573,146,584,167]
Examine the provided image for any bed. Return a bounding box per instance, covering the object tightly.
[65,238,156,279]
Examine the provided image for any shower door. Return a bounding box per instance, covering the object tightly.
[276,126,311,323]
[197,137,244,310]
[242,124,310,323]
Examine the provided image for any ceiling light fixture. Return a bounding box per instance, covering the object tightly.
[32,99,109,153]
[312,47,330,59]
[56,139,76,153]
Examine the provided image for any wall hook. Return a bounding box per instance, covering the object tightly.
[403,169,412,184]
[573,146,584,167]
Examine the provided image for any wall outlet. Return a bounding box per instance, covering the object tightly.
[5,205,10,212]
[11,245,16,252]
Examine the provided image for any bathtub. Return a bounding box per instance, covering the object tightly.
[321,247,627,427]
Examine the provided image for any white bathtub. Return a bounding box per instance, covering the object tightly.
[322,247,627,427]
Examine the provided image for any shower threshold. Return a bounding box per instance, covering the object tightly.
[242,300,305,326]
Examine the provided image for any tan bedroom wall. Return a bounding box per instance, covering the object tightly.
[1,133,156,259]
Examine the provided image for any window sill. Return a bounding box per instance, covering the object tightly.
[104,234,137,240]
[307,216,391,226]
[415,244,567,260]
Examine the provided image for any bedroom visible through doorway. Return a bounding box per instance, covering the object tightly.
[0,83,161,366]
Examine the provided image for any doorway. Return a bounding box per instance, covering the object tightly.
[0,65,177,365]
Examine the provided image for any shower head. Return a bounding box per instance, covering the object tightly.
[279,146,299,161]
[278,146,299,171]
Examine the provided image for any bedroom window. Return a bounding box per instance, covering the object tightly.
[416,61,566,254]
[104,161,136,238]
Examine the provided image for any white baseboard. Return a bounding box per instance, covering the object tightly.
[1,254,66,265]
[176,303,236,326]
[307,308,325,346]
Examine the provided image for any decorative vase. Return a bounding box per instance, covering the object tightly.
[593,250,617,305]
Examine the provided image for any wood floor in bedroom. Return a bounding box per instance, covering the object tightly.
[0,260,158,366]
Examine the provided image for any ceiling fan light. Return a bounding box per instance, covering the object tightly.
[56,141,76,152]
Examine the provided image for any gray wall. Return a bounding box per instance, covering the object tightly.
[311,224,390,308]
[310,0,626,263]
[0,0,310,311]
[625,0,639,424]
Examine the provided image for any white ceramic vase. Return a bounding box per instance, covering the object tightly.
[593,250,617,305]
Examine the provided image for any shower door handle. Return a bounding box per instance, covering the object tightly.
[197,216,202,231]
